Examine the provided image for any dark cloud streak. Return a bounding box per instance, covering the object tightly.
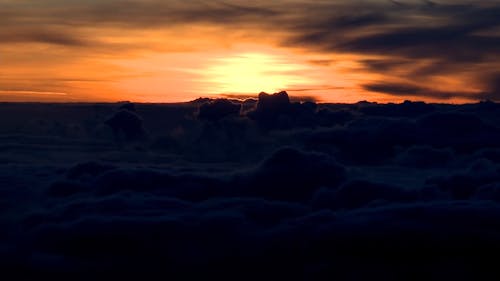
[363,82,480,100]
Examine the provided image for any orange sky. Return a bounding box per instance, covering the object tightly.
[1,0,498,103]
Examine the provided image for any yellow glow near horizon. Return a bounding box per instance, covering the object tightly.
[203,53,315,95]
[0,38,481,104]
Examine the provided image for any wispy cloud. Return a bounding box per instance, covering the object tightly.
[1,0,499,101]
[0,90,68,96]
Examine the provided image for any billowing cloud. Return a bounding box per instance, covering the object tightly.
[0,93,500,278]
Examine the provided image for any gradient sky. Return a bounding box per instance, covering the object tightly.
[1,0,499,103]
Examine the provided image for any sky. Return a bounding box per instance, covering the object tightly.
[1,0,499,103]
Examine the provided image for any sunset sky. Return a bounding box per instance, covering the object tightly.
[1,0,499,103]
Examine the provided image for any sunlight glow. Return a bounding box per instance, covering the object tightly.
[203,53,314,95]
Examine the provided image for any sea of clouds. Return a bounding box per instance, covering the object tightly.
[0,93,499,280]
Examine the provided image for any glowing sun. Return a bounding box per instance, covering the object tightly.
[203,52,313,95]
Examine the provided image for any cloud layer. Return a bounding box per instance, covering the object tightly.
[0,93,499,278]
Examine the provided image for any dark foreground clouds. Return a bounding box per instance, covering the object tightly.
[1,94,500,280]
